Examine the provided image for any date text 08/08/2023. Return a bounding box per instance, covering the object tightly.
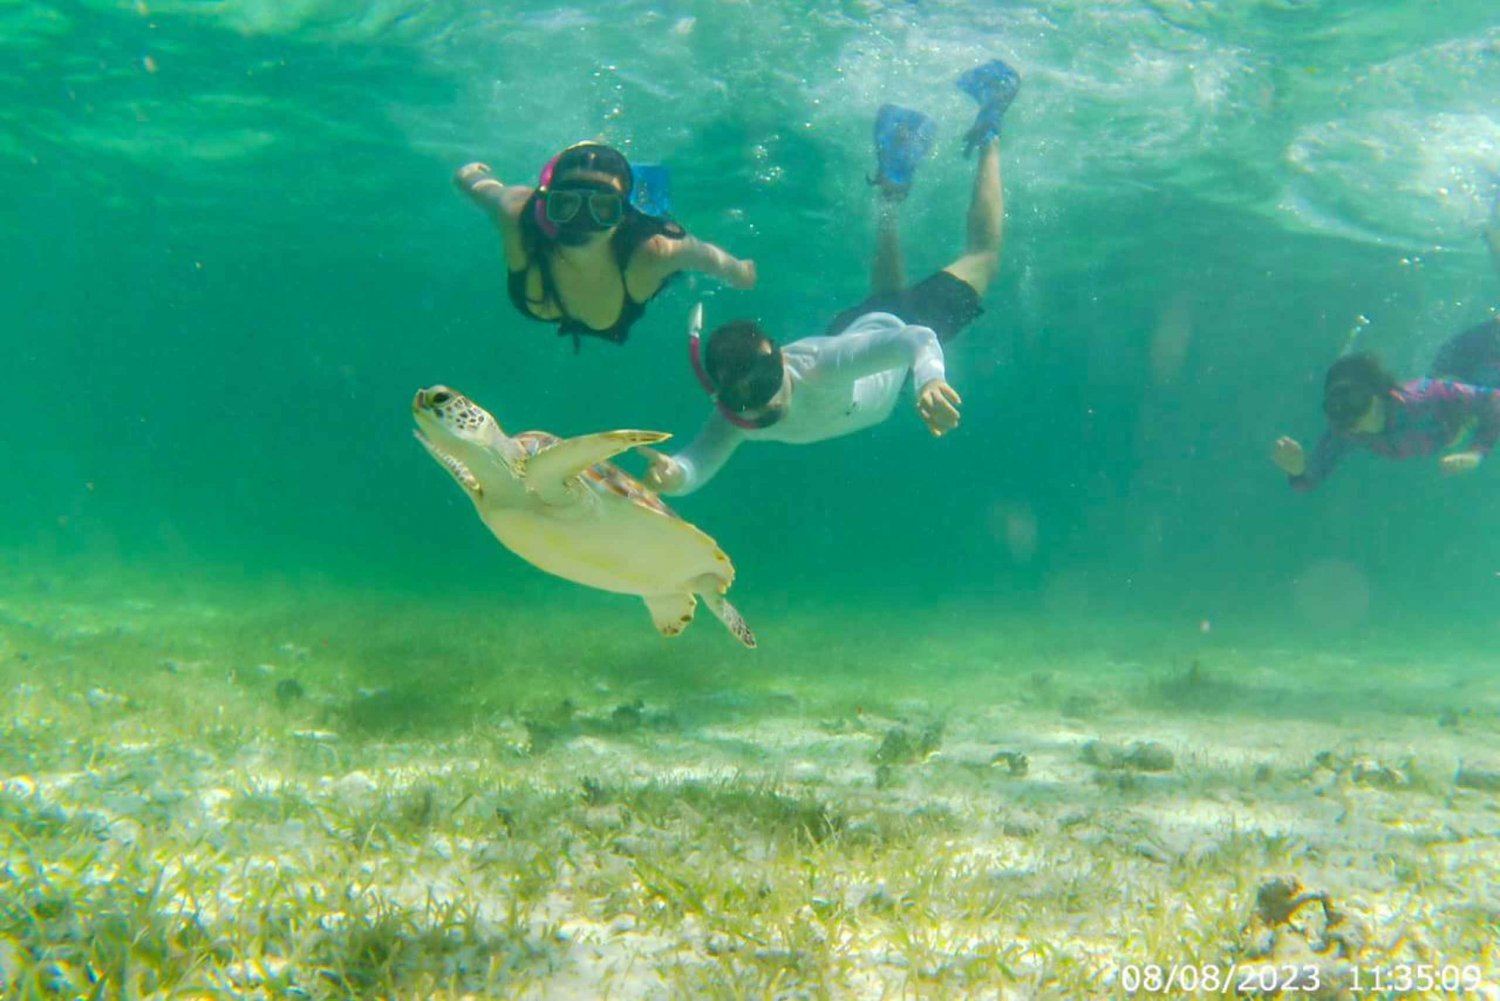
[1118,962,1489,995]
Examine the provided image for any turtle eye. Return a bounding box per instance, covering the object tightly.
[429,390,452,406]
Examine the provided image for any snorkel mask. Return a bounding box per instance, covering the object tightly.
[534,142,633,246]
[687,303,786,430]
[1323,379,1378,431]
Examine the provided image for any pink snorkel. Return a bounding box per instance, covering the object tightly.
[688,303,778,430]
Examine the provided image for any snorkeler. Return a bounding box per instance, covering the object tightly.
[454,142,757,352]
[641,59,1019,496]
[1276,202,1500,491]
[1272,345,1500,490]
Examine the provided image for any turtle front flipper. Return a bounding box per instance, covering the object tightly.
[643,592,698,637]
[695,577,756,649]
[527,430,671,502]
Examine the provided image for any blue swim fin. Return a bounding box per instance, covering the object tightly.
[631,163,672,217]
[957,58,1021,156]
[871,104,936,198]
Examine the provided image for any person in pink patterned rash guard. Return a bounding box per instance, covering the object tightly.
[1273,340,1500,491]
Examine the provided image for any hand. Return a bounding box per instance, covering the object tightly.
[1440,450,1483,476]
[732,259,757,290]
[916,379,962,437]
[1272,436,1306,477]
[454,162,496,192]
[638,447,685,493]
[454,163,505,213]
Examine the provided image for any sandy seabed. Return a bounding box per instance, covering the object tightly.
[1,578,1498,999]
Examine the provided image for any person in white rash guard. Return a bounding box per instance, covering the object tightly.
[641,57,1018,497]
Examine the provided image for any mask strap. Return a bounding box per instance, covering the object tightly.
[533,153,561,239]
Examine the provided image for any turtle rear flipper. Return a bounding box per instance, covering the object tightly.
[643,592,698,637]
[528,430,671,502]
[695,576,756,648]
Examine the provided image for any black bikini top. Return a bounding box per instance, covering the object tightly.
[508,202,686,352]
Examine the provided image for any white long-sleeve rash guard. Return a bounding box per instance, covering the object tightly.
[665,311,947,495]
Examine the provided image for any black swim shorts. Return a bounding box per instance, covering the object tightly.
[822,270,983,344]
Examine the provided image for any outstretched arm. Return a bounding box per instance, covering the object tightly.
[1276,432,1348,492]
[812,320,947,389]
[648,234,757,290]
[641,414,744,496]
[811,320,959,435]
[454,162,533,271]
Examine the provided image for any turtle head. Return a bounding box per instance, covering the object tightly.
[412,386,524,500]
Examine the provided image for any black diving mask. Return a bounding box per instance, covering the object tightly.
[544,184,625,229]
[715,349,786,414]
[1323,380,1376,430]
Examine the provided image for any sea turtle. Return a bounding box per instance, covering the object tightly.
[412,386,756,647]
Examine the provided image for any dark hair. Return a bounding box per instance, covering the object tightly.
[552,142,632,192]
[705,320,783,411]
[1323,351,1397,430]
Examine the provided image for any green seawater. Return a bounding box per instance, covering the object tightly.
[4,2,1500,997]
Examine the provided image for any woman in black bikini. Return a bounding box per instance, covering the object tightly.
[455,142,757,352]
